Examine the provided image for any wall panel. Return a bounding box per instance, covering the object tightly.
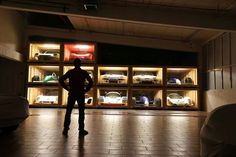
[214,37,222,68]
[232,33,236,65]
[222,33,230,66]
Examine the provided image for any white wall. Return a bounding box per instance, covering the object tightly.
[0,8,27,96]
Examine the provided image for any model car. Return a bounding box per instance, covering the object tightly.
[43,73,58,83]
[69,52,93,60]
[99,92,127,105]
[167,93,192,106]
[133,72,161,84]
[167,77,181,85]
[34,50,60,61]
[0,96,29,132]
[100,71,127,84]
[134,96,161,107]
[35,95,58,104]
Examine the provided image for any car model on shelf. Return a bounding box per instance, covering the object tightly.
[133,72,161,84]
[98,92,127,106]
[0,95,29,132]
[33,50,60,61]
[69,52,93,60]
[167,93,192,106]
[35,95,58,104]
[167,77,181,85]
[133,96,161,107]
[100,71,127,84]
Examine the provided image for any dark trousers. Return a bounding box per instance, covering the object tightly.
[64,94,85,131]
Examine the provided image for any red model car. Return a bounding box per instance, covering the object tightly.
[69,52,93,60]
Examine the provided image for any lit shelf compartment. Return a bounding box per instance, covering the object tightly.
[98,66,128,85]
[29,43,60,62]
[167,68,197,86]
[97,88,128,107]
[64,43,95,62]
[28,65,59,84]
[27,87,59,106]
[62,88,94,107]
[132,89,162,108]
[166,90,198,109]
[63,66,94,80]
[132,67,162,85]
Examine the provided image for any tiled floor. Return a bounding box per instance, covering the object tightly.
[0,109,207,157]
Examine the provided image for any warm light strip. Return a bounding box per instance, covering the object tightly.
[39,44,59,49]
[133,67,160,71]
[167,68,193,71]
[98,67,128,71]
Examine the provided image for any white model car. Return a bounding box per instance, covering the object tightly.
[34,50,59,61]
[99,92,127,105]
[133,72,161,84]
[167,93,192,106]
[100,71,127,84]
[0,96,29,132]
[35,95,58,104]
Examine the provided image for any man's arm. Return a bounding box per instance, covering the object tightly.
[85,72,93,92]
[59,72,70,91]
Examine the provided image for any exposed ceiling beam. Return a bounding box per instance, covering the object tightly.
[1,2,236,32]
[27,26,201,52]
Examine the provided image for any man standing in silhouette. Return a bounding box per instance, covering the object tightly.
[59,58,93,136]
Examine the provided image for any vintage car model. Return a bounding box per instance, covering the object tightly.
[34,50,60,61]
[133,96,161,107]
[167,77,181,85]
[35,95,58,104]
[43,73,58,83]
[69,52,93,60]
[99,92,127,106]
[100,71,127,84]
[167,93,192,106]
[133,72,161,84]
[0,96,29,132]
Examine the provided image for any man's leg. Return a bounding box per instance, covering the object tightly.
[63,95,76,133]
[77,97,85,131]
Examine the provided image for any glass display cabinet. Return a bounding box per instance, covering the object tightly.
[27,87,59,106]
[167,68,197,86]
[131,89,162,108]
[166,90,198,109]
[28,66,59,84]
[29,43,60,62]
[98,66,128,85]
[97,88,128,107]
[132,67,162,85]
[64,43,95,62]
[62,88,94,107]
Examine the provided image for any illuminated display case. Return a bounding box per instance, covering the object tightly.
[62,88,94,107]
[97,88,128,107]
[132,89,162,108]
[29,43,60,62]
[28,66,59,84]
[27,87,59,106]
[98,66,128,85]
[167,68,198,86]
[64,43,95,62]
[166,90,198,109]
[132,67,162,85]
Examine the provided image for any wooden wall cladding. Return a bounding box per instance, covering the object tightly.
[222,33,230,66]
[231,34,236,65]
[204,32,236,90]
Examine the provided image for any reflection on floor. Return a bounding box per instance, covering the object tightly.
[0,109,207,157]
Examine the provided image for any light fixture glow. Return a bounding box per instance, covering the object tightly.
[40,44,59,49]
[74,44,91,50]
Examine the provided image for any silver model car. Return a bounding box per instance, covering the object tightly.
[133,72,161,84]
[99,92,127,106]
[34,50,60,61]
[35,95,58,104]
[0,96,29,132]
[167,93,192,106]
[100,71,127,84]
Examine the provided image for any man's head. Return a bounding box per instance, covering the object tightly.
[73,58,81,68]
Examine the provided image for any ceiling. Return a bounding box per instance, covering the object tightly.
[1,0,236,52]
